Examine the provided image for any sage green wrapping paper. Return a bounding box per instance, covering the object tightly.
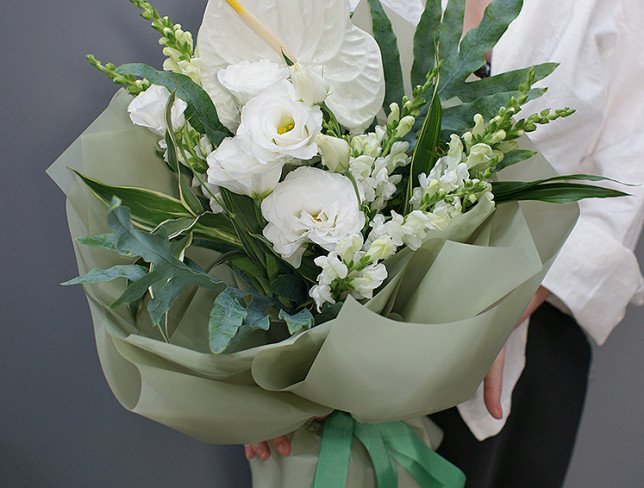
[250,417,444,488]
[48,90,579,451]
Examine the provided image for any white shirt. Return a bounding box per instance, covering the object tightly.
[356,0,644,440]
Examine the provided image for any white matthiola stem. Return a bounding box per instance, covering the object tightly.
[223,0,297,63]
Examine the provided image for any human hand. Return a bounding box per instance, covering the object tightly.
[483,286,551,418]
[244,435,291,461]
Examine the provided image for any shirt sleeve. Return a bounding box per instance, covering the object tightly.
[539,0,644,345]
[493,0,644,345]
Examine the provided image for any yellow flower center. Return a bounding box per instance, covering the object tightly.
[277,118,295,135]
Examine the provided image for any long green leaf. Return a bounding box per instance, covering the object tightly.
[411,0,442,87]
[367,0,405,109]
[72,170,192,230]
[493,174,633,198]
[116,63,231,145]
[495,183,630,203]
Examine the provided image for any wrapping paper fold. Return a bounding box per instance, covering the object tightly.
[48,90,579,453]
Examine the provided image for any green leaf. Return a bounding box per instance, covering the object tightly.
[493,149,537,172]
[116,63,231,145]
[164,92,204,215]
[272,274,308,303]
[315,302,344,325]
[72,170,193,230]
[411,0,442,87]
[279,309,314,335]
[105,198,225,325]
[494,183,630,203]
[77,233,134,257]
[152,217,200,239]
[406,87,442,213]
[367,0,405,109]
[209,287,273,354]
[62,264,149,286]
[438,0,524,101]
[455,63,558,103]
[493,174,631,203]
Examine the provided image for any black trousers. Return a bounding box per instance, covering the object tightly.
[430,303,592,488]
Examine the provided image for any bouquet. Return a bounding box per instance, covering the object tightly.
[48,0,627,486]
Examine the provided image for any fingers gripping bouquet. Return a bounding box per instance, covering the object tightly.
[48,0,628,486]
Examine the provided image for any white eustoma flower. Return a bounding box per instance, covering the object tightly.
[290,63,329,105]
[261,167,365,267]
[217,59,289,107]
[237,80,323,164]
[196,0,384,132]
[128,85,187,135]
[206,137,283,198]
[317,134,351,173]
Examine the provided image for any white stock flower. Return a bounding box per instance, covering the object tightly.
[317,134,351,173]
[465,143,495,169]
[335,234,364,262]
[314,254,349,286]
[128,85,187,135]
[261,167,365,267]
[217,59,289,106]
[350,263,388,300]
[428,135,470,193]
[310,283,335,309]
[366,236,397,262]
[237,80,323,164]
[351,127,385,158]
[290,63,329,105]
[206,137,283,198]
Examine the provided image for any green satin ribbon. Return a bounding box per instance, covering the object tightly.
[312,412,466,488]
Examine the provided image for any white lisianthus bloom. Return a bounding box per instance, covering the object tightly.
[290,63,329,105]
[128,85,187,135]
[261,167,365,267]
[217,59,289,106]
[237,80,323,164]
[350,263,388,300]
[206,137,283,199]
[317,134,351,173]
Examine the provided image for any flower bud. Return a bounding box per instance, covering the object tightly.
[387,103,400,127]
[394,116,415,139]
[290,63,328,105]
[366,236,397,262]
[317,134,351,173]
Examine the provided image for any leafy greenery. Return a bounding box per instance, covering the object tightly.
[367,0,405,109]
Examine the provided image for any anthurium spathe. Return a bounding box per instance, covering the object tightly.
[196,0,385,132]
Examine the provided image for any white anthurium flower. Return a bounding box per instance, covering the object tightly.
[237,80,323,163]
[206,137,283,198]
[128,85,187,135]
[217,59,289,107]
[261,167,365,267]
[196,0,384,132]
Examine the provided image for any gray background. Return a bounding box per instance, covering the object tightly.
[1,1,642,487]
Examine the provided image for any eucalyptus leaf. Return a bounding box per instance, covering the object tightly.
[116,63,231,145]
[62,264,149,286]
[209,287,274,354]
[367,0,405,109]
[77,233,133,257]
[279,309,315,335]
[103,198,225,325]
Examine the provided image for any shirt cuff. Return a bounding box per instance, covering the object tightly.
[541,219,644,345]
